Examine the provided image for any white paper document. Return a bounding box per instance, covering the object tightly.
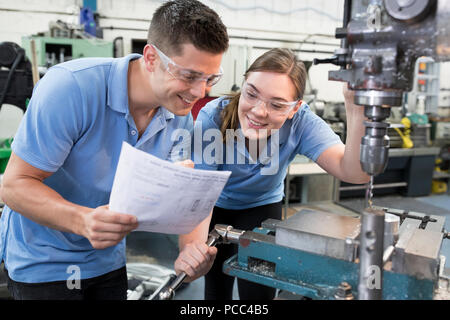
[109,142,231,234]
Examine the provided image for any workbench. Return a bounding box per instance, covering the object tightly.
[284,147,441,218]
[284,156,338,219]
[339,147,441,198]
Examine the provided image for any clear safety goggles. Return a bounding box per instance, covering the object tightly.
[152,44,223,87]
[241,82,299,115]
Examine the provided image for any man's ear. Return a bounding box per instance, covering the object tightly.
[143,44,157,72]
[287,100,302,120]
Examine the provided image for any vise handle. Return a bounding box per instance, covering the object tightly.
[154,225,244,300]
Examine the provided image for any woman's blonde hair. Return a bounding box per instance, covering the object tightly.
[220,48,307,141]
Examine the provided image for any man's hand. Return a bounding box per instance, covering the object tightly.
[82,205,139,249]
[175,160,215,281]
[174,240,217,282]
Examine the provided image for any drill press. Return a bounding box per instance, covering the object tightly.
[313,0,450,299]
[315,0,450,177]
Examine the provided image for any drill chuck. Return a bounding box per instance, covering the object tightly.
[360,105,391,176]
[360,126,390,176]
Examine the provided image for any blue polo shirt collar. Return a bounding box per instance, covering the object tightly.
[107,54,141,114]
[106,53,176,122]
[106,54,175,146]
[134,106,176,148]
[160,105,175,121]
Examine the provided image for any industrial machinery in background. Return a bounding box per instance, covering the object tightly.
[0,42,33,176]
[21,19,114,73]
[19,3,121,75]
[0,42,33,114]
[1,4,112,112]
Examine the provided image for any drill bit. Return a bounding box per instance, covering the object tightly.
[365,175,374,208]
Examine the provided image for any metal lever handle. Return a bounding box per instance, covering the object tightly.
[313,54,349,67]
[155,231,222,300]
[313,57,340,65]
[151,225,244,300]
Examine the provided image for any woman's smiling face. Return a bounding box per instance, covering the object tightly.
[238,71,300,140]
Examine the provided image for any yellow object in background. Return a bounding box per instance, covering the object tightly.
[432,180,447,194]
[432,158,448,194]
[393,117,414,149]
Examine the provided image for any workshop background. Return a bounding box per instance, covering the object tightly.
[0,0,449,300]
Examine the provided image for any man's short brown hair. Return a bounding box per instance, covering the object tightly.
[148,0,229,56]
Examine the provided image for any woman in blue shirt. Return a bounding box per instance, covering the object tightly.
[177,48,369,300]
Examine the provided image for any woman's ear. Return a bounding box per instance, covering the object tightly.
[287,100,302,119]
[143,44,157,72]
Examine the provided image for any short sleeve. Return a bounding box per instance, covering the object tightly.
[11,66,84,172]
[295,107,343,161]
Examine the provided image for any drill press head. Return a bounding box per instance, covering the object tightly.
[314,0,450,176]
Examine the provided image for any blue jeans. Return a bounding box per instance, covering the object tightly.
[5,266,127,300]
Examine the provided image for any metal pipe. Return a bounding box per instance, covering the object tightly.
[230,35,338,47]
[340,0,352,59]
[252,46,334,55]
[343,0,352,27]
[358,208,385,300]
[214,224,245,244]
[339,182,408,191]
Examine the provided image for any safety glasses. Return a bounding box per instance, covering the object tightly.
[241,82,299,115]
[152,44,223,87]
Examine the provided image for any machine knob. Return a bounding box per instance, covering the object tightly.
[313,54,348,67]
[384,0,436,23]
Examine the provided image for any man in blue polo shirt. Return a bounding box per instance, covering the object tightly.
[0,0,228,300]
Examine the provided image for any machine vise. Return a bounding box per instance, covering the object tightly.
[222,207,449,300]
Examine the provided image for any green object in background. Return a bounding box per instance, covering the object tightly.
[408,113,429,125]
[21,36,113,67]
[0,138,13,174]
